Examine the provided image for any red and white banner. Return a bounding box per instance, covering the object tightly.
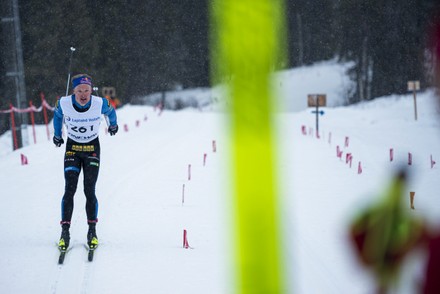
[0,97,54,114]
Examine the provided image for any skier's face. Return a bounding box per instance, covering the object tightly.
[73,84,92,106]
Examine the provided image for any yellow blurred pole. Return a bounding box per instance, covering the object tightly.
[211,1,287,293]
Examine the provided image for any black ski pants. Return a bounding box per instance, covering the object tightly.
[61,138,100,224]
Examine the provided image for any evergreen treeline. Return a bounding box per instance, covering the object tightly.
[286,0,440,103]
[0,0,209,113]
[0,0,439,128]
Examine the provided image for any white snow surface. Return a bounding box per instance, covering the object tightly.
[1,62,440,293]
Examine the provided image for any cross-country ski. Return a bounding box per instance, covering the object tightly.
[58,250,67,265]
[85,244,98,262]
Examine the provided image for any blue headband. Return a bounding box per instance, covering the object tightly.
[72,76,92,89]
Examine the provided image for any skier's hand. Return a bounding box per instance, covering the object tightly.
[108,124,118,136]
[53,136,64,147]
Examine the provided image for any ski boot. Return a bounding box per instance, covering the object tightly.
[87,223,99,250]
[58,223,70,252]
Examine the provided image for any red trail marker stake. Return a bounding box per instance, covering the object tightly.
[10,104,18,150]
[346,153,351,164]
[336,145,343,159]
[410,192,415,209]
[182,184,185,205]
[358,162,363,174]
[345,136,349,147]
[21,154,28,165]
[212,140,217,153]
[183,229,191,249]
[346,153,353,168]
[29,101,37,144]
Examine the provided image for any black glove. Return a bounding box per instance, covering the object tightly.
[108,124,118,136]
[53,136,64,147]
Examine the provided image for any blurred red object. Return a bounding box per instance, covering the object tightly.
[348,170,425,293]
[422,231,440,294]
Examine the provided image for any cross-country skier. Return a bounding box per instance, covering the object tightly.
[53,74,118,252]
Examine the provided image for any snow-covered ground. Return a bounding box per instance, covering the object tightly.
[0,61,439,293]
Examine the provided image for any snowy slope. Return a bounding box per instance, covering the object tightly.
[0,106,231,294]
[1,69,440,293]
[128,59,354,113]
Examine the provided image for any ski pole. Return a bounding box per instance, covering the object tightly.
[65,47,76,96]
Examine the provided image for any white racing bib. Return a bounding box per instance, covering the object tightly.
[60,95,103,143]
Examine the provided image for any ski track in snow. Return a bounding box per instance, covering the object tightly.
[49,242,96,294]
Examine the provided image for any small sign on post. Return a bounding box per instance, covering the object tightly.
[307,94,326,138]
[407,80,420,121]
[307,94,327,107]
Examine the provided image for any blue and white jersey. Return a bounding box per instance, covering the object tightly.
[53,95,117,143]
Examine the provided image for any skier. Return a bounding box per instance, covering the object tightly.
[53,74,118,252]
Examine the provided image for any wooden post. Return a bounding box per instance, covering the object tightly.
[410,192,415,209]
[413,90,418,121]
[10,104,18,150]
